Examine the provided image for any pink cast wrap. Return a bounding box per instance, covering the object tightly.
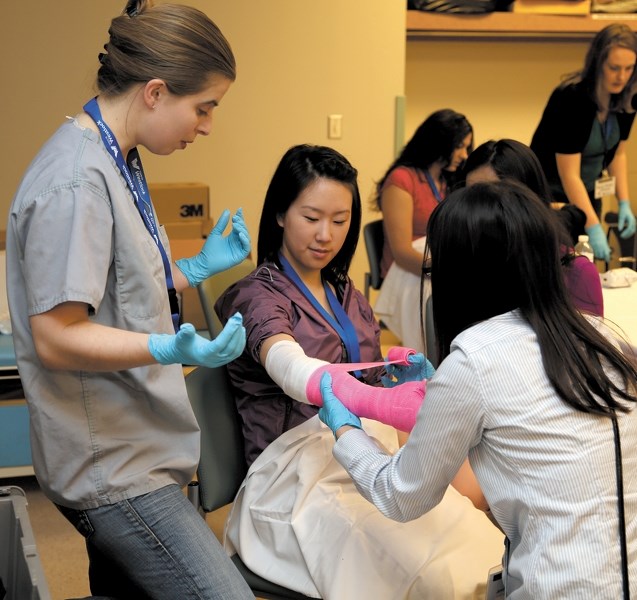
[306,346,426,432]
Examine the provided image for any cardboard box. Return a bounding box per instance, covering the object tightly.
[149,182,212,240]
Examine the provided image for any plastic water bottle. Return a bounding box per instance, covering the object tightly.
[574,234,594,263]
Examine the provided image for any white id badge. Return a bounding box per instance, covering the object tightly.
[485,566,505,600]
[594,174,616,199]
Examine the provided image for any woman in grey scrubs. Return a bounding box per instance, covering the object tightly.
[5,1,254,598]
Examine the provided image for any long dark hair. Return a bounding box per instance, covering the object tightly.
[373,108,473,209]
[460,139,554,202]
[427,180,637,415]
[257,144,362,286]
[459,138,580,246]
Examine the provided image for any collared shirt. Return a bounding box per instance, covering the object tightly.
[335,310,636,598]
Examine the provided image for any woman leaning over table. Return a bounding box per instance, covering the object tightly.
[531,23,637,262]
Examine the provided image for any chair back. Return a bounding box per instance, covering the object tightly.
[363,219,385,299]
[185,365,248,512]
[185,365,320,600]
[198,258,256,338]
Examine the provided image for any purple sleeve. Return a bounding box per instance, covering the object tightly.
[563,256,604,317]
[215,276,297,364]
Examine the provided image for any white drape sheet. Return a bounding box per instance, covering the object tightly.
[374,237,430,354]
[225,416,505,600]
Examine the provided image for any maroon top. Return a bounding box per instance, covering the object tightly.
[563,253,604,317]
[215,261,384,466]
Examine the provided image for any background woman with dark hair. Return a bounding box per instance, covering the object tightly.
[463,138,604,317]
[531,23,637,262]
[375,108,473,278]
[320,180,637,598]
[373,109,472,352]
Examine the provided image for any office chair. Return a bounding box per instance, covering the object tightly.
[197,258,256,338]
[605,211,637,271]
[185,365,317,600]
[363,219,384,300]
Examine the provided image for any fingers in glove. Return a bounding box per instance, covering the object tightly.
[210,209,231,236]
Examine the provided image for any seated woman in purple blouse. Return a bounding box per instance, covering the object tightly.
[461,138,603,317]
[213,144,504,599]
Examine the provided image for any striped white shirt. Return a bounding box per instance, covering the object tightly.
[334,310,636,599]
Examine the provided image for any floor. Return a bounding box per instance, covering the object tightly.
[3,475,89,599]
[1,475,246,600]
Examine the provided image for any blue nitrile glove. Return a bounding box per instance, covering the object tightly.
[585,223,611,262]
[318,372,362,437]
[618,200,636,238]
[381,352,435,388]
[148,314,245,367]
[175,208,251,287]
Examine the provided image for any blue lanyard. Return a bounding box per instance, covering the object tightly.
[424,170,444,204]
[279,254,362,374]
[83,97,180,332]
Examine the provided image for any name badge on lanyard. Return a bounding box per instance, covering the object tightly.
[595,169,616,200]
[594,118,616,200]
[83,97,180,331]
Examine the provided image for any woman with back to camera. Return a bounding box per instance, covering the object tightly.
[531,23,637,262]
[462,138,604,317]
[319,180,637,599]
[5,1,254,598]
[215,144,504,600]
[373,108,473,352]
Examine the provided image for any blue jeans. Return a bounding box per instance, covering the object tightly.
[57,484,254,600]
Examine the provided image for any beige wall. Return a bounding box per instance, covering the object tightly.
[4,6,633,292]
[405,37,637,206]
[0,0,405,290]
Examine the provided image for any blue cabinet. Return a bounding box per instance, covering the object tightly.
[0,335,33,478]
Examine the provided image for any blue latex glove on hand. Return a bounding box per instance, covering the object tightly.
[381,352,435,388]
[618,200,636,239]
[148,314,245,367]
[318,372,362,438]
[585,223,611,262]
[176,208,251,287]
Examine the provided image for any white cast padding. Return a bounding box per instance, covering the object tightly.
[264,340,328,404]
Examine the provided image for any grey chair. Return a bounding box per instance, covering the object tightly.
[185,365,317,600]
[363,219,384,300]
[197,258,256,338]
